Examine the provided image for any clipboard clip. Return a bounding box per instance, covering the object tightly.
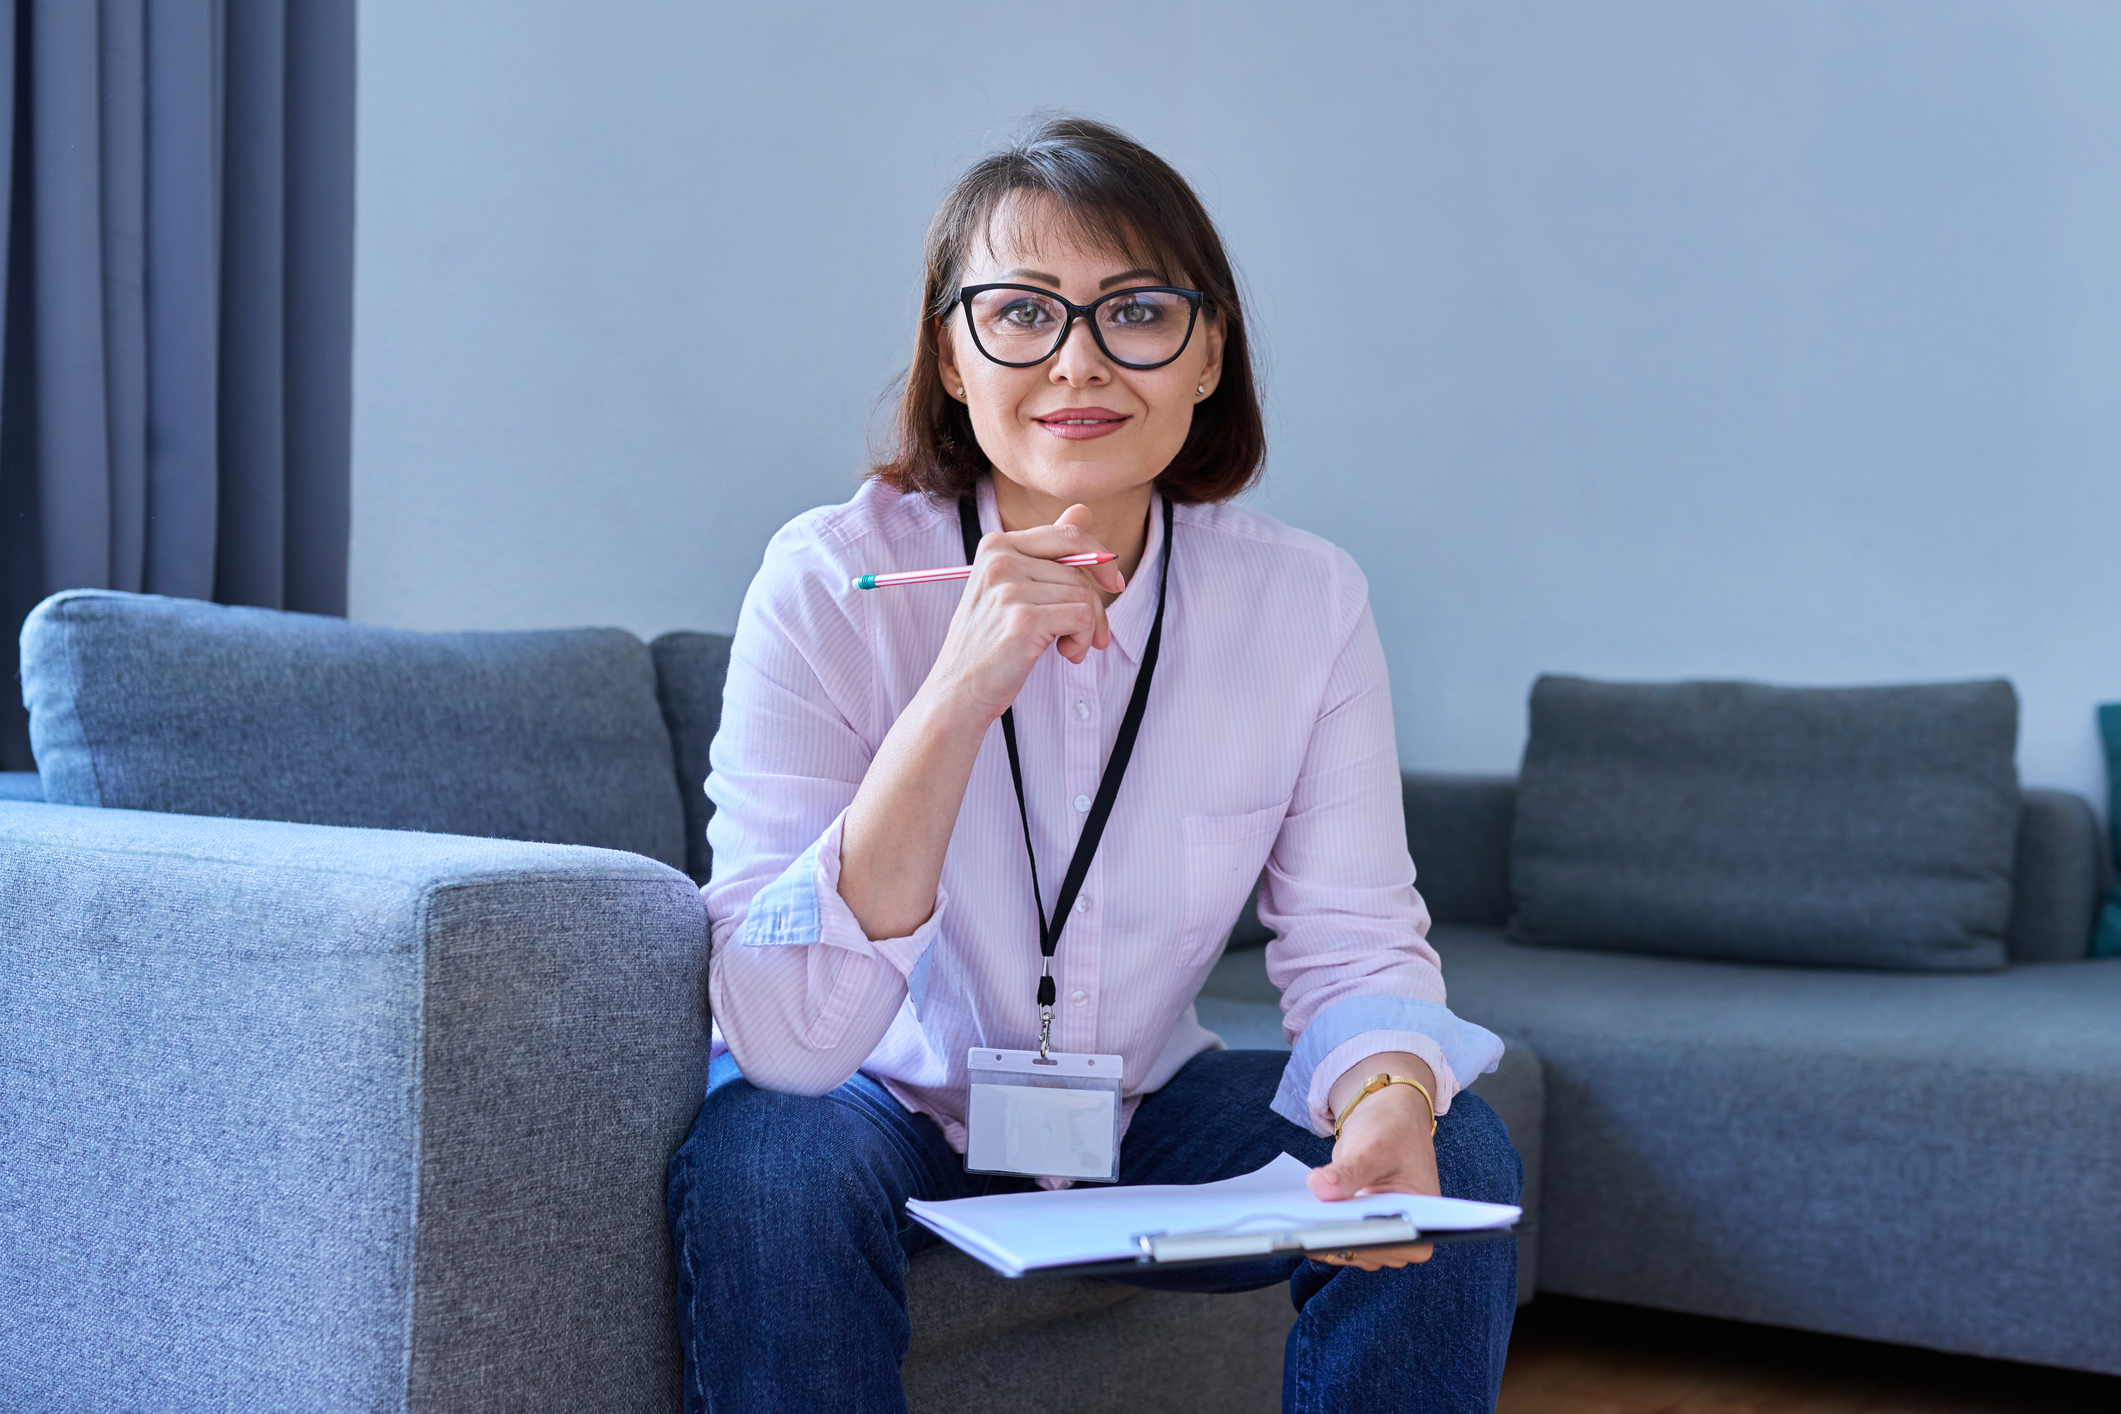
[1133,1214,1419,1265]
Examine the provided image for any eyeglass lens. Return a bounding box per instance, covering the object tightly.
[966,288,1195,368]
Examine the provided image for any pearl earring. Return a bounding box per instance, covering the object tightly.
[956,387,967,398]
[1196,385,1206,397]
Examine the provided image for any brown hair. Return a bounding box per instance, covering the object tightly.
[871,116,1265,504]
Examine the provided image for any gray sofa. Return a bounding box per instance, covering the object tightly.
[0,589,1540,1414]
[1207,749,2121,1377]
[16,588,2109,1406]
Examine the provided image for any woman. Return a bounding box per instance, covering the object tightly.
[667,116,1518,1412]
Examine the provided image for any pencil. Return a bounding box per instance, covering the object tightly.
[851,553,1116,591]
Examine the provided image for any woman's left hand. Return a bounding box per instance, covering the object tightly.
[1305,1055,1441,1270]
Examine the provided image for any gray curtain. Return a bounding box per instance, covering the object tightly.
[0,0,354,771]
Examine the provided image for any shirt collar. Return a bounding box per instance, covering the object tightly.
[975,478,1168,668]
[1102,492,1166,667]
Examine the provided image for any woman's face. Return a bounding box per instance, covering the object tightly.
[937,197,1225,512]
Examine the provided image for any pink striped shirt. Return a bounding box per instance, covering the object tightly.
[705,476,1502,1149]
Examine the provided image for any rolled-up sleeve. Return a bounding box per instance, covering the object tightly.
[1259,553,1503,1136]
[704,520,946,1096]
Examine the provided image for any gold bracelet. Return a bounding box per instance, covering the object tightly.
[1332,1072,1436,1139]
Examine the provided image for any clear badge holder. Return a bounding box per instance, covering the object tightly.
[964,1048,1125,1183]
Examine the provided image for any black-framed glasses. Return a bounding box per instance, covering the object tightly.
[956,283,1205,371]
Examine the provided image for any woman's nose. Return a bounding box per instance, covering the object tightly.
[1048,318,1110,385]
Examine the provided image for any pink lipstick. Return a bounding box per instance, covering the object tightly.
[1033,406,1131,441]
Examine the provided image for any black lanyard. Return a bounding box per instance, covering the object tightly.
[958,492,1174,1053]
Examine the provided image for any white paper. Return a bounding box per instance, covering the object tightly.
[966,1082,1118,1180]
[906,1152,1520,1277]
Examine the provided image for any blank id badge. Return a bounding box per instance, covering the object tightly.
[965,1048,1125,1183]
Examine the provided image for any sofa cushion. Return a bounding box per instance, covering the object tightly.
[1403,772,1516,927]
[1508,676,2020,971]
[649,631,732,886]
[2007,789,2105,962]
[1436,924,2121,1376]
[20,589,687,869]
[1412,771,2097,964]
[905,1244,1137,1364]
[2095,703,2121,959]
[902,1244,1293,1413]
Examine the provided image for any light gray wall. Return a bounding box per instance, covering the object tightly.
[352,0,2121,803]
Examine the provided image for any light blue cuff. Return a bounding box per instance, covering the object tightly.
[1271,996,1504,1131]
[906,945,935,1015]
[739,839,825,948]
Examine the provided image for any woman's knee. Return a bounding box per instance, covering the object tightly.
[1435,1091,1523,1207]
[668,1078,894,1238]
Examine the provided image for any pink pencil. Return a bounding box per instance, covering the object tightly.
[850,552,1116,591]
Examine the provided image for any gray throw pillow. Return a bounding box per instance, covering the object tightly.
[1507,676,2020,971]
[21,589,687,870]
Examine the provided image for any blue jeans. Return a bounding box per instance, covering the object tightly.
[666,1048,1520,1413]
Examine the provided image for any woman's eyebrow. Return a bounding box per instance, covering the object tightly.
[1098,267,1164,289]
[991,266,1168,290]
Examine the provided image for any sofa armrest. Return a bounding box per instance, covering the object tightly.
[0,802,706,1413]
[1402,772,1517,927]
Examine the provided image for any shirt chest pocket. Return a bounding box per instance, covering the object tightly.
[1179,802,1289,962]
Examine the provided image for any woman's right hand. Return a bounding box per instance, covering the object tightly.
[837,502,1126,943]
[925,503,1128,728]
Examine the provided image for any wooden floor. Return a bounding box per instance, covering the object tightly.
[1499,1298,2121,1414]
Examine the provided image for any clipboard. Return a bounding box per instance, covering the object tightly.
[1025,1214,1520,1278]
[903,1153,1524,1279]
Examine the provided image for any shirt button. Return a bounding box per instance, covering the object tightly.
[1074,896,1090,914]
[1074,701,1089,720]
[1070,989,1087,1005]
[1073,794,1090,813]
